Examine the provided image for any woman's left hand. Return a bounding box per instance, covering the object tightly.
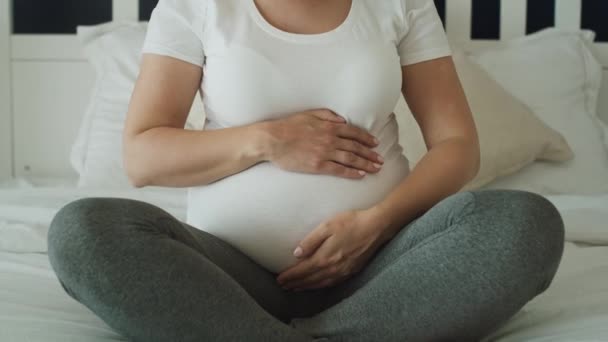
[276,208,391,291]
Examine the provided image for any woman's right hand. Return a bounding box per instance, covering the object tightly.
[260,109,385,179]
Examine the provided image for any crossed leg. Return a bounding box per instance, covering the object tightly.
[289,190,565,342]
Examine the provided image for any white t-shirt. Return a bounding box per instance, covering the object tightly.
[142,0,451,273]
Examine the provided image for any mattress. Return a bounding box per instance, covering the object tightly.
[1,184,608,341]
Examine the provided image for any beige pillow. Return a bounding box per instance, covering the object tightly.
[395,51,573,191]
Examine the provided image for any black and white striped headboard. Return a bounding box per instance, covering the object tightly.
[10,0,159,33]
[9,0,608,43]
[8,0,608,65]
[433,0,606,42]
[430,0,608,67]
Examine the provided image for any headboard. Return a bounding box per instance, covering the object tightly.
[0,0,607,181]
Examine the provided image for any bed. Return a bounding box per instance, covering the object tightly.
[2,0,608,341]
[1,184,608,341]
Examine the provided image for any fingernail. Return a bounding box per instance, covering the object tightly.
[373,138,380,145]
[373,163,381,169]
[293,246,302,257]
[377,155,384,163]
[358,170,367,176]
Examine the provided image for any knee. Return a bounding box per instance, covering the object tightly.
[474,190,565,288]
[47,198,126,273]
[48,198,99,261]
[502,190,564,258]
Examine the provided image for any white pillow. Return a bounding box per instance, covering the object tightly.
[468,28,608,195]
[72,21,206,188]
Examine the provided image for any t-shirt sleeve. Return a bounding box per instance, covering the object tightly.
[397,0,452,66]
[141,0,206,67]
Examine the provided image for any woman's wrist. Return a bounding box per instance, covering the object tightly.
[364,205,402,244]
[245,121,276,164]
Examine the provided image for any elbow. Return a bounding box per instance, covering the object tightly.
[126,172,148,189]
[123,136,150,189]
[123,156,149,188]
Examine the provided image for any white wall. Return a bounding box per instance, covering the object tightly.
[0,0,13,181]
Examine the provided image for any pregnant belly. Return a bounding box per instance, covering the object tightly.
[186,154,410,273]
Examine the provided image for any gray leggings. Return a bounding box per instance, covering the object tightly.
[47,189,565,342]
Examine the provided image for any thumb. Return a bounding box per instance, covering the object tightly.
[294,225,331,258]
[310,109,346,123]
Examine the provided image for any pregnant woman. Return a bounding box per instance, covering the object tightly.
[47,0,565,341]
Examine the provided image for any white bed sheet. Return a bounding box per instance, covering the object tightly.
[0,185,607,341]
[0,185,187,253]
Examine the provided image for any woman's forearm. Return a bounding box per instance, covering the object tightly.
[370,136,480,243]
[123,123,270,188]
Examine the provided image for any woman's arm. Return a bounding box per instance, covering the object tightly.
[123,54,383,188]
[123,54,268,188]
[275,57,479,288]
[371,56,480,243]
